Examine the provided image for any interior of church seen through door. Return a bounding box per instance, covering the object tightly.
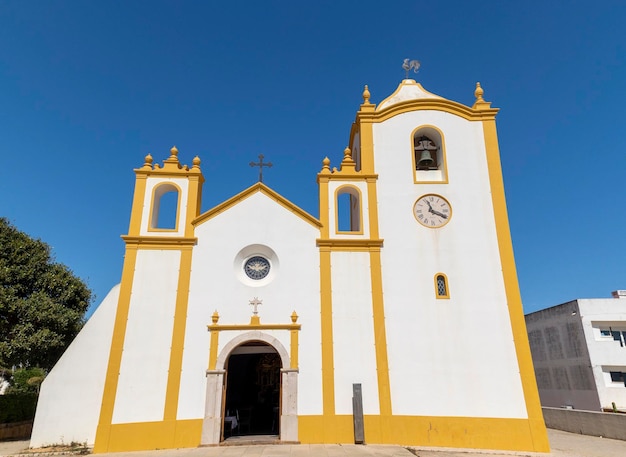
[223,341,281,438]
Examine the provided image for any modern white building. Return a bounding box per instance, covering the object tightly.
[31,78,549,453]
[525,291,626,412]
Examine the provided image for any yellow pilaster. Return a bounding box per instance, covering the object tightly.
[482,116,549,452]
[163,246,194,421]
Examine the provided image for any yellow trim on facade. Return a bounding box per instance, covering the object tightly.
[147,182,182,232]
[316,239,384,250]
[207,314,301,369]
[410,125,450,184]
[334,185,364,235]
[163,247,194,421]
[318,247,335,416]
[434,273,450,299]
[369,250,392,418]
[121,235,197,247]
[127,176,147,237]
[361,99,499,124]
[193,182,321,228]
[318,175,330,239]
[184,174,203,237]
[99,419,202,453]
[298,415,547,451]
[482,118,550,452]
[365,178,380,240]
[94,246,139,453]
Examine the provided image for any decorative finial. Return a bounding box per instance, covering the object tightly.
[474,82,484,103]
[291,311,298,323]
[192,156,201,169]
[170,146,179,157]
[342,147,352,162]
[321,157,331,174]
[211,310,219,324]
[143,153,153,168]
[402,59,420,79]
[362,85,371,104]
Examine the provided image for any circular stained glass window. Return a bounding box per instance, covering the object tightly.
[244,256,270,280]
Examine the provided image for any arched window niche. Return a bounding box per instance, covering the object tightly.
[335,185,362,234]
[149,182,181,231]
[434,273,450,299]
[411,125,448,184]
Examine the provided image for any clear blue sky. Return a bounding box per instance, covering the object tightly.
[1,1,625,317]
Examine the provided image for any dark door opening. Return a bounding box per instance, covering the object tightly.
[224,342,281,437]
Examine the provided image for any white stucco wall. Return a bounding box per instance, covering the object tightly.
[30,285,120,447]
[176,191,322,419]
[112,250,181,424]
[330,251,380,415]
[373,110,528,418]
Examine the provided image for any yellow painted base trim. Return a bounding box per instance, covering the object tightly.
[298,415,549,452]
[94,415,548,453]
[94,419,202,453]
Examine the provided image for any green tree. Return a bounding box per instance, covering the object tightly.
[0,218,92,370]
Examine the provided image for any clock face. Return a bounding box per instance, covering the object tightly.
[413,194,452,228]
[244,256,271,280]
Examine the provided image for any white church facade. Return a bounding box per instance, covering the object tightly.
[31,79,549,453]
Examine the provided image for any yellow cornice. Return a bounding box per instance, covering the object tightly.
[193,182,322,228]
[358,98,499,123]
[316,239,384,250]
[121,235,197,247]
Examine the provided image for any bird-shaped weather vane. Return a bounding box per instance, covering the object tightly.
[402,59,420,79]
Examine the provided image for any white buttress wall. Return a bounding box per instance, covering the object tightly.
[30,285,120,447]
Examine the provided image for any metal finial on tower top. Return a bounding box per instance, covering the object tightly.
[402,59,420,79]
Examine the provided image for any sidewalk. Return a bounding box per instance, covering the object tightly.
[2,429,626,457]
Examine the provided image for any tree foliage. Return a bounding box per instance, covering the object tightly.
[0,218,92,370]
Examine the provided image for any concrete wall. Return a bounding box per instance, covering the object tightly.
[543,407,626,441]
[525,301,601,411]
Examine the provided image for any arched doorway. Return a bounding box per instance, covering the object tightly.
[201,330,298,446]
[223,342,281,438]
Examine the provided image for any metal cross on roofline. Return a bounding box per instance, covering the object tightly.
[249,297,263,315]
[250,154,272,183]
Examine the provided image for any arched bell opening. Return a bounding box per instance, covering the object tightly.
[223,342,282,438]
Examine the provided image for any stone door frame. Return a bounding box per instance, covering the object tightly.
[201,331,298,444]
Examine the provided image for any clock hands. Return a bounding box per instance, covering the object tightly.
[431,209,448,219]
[424,200,448,219]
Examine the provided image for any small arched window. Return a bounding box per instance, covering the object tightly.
[335,186,361,233]
[150,183,180,230]
[435,273,450,299]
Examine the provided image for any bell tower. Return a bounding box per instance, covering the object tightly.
[95,147,205,452]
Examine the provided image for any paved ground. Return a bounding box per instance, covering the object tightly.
[2,429,626,457]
